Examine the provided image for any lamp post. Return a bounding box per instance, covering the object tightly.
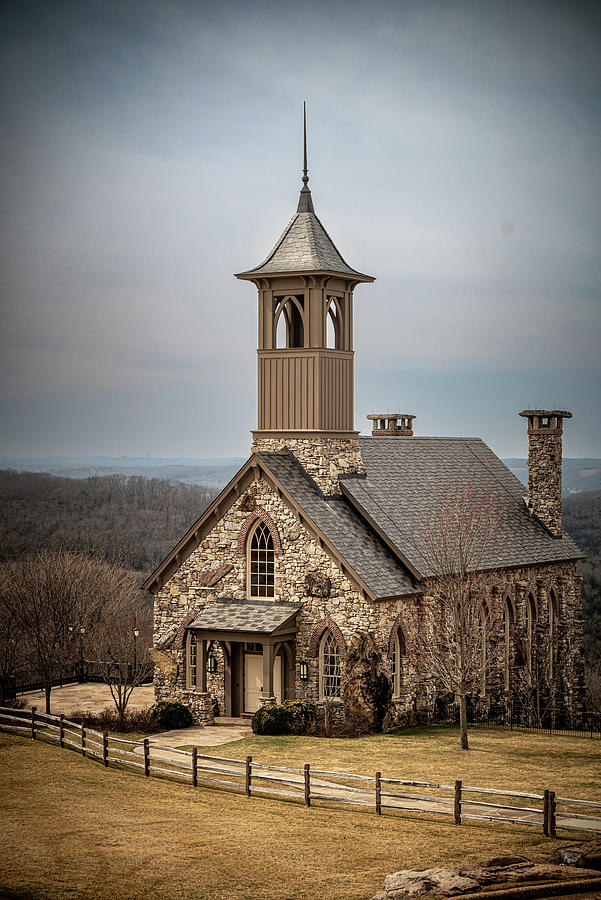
[79,626,86,683]
[133,623,140,677]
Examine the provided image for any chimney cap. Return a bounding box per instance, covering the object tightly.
[519,409,572,418]
[368,413,415,436]
[367,413,415,421]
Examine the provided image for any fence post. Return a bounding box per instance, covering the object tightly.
[192,747,198,788]
[304,763,311,807]
[81,725,86,757]
[143,738,150,777]
[454,779,462,825]
[375,771,381,816]
[31,706,36,740]
[543,789,550,836]
[102,732,108,767]
[549,790,556,837]
[245,755,252,797]
[59,714,64,749]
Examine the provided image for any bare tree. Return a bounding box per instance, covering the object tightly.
[411,487,504,750]
[1,550,139,713]
[89,592,153,728]
[0,564,23,703]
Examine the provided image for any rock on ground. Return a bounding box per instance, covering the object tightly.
[551,837,601,870]
[377,868,478,898]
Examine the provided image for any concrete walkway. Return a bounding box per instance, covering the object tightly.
[149,721,252,749]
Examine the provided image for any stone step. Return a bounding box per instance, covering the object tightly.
[214,716,251,726]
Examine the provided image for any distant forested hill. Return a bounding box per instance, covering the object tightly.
[0,470,218,574]
[563,490,601,661]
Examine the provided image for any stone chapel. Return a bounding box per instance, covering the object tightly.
[145,119,585,728]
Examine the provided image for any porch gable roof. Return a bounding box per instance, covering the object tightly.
[190,600,301,635]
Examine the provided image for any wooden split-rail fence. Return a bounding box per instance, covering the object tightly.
[2,705,600,838]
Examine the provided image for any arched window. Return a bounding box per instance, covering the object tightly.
[274,295,304,348]
[248,520,275,599]
[479,605,488,696]
[548,589,556,677]
[503,600,512,691]
[391,628,406,698]
[526,593,536,683]
[187,631,197,689]
[325,296,343,350]
[319,631,342,699]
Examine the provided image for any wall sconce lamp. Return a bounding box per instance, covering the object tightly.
[299,660,309,681]
[207,654,217,674]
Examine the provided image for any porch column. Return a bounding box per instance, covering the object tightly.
[198,639,207,692]
[262,642,275,702]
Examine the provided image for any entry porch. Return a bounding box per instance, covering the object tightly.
[188,600,300,716]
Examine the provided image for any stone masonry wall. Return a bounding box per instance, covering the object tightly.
[152,473,585,728]
[527,431,563,537]
[250,436,365,496]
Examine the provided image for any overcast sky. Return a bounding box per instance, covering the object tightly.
[1,0,599,460]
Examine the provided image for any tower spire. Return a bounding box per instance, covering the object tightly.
[297,101,315,213]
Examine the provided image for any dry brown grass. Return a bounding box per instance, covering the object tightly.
[0,727,599,900]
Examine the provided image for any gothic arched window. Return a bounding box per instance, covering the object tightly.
[479,604,488,696]
[390,628,406,698]
[319,631,342,699]
[325,296,343,350]
[548,589,556,678]
[248,520,275,599]
[503,599,512,691]
[187,631,197,689]
[526,592,536,683]
[274,295,305,348]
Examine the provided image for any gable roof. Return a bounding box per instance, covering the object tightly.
[143,451,419,600]
[340,436,584,576]
[256,451,418,599]
[235,211,374,281]
[190,600,300,635]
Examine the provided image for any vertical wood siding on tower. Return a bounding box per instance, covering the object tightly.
[258,350,353,432]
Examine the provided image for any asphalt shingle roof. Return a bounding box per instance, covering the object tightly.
[237,211,372,279]
[257,450,419,599]
[339,436,584,576]
[191,600,300,634]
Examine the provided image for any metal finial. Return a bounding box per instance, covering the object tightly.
[297,101,314,213]
[302,101,308,185]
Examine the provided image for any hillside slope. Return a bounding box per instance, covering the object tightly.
[0,470,218,574]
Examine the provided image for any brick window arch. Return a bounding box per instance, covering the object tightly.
[308,617,346,659]
[236,509,282,557]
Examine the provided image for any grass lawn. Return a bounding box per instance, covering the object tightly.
[0,727,599,900]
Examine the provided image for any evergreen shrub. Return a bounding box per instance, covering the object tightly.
[150,700,193,731]
[252,700,317,735]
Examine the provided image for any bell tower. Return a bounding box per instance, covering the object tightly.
[235,106,374,496]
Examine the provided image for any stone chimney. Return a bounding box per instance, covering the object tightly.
[519,409,572,538]
[367,414,415,436]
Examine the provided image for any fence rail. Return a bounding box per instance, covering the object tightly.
[1,705,599,838]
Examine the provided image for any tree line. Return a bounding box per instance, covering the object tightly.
[0,470,218,574]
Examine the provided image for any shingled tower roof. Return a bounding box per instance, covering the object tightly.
[236,105,374,283]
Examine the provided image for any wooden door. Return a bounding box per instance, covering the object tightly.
[244,653,283,713]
